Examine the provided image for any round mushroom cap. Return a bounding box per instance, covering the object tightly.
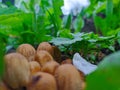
[16,44,36,61]
[37,42,54,56]
[41,61,60,75]
[27,72,57,90]
[29,61,41,75]
[4,53,30,89]
[35,50,54,67]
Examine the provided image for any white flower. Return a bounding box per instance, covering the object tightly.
[73,53,97,75]
[61,0,90,16]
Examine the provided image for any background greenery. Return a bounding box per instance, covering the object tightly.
[0,0,120,89]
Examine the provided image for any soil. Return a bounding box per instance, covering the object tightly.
[81,17,96,33]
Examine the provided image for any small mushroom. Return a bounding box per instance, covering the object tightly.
[16,44,36,61]
[35,50,54,67]
[29,61,41,75]
[41,61,60,75]
[37,42,54,56]
[4,53,30,89]
[55,64,83,90]
[27,72,57,90]
[61,59,72,64]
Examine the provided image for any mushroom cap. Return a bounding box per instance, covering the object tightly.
[37,42,54,56]
[55,64,83,90]
[4,53,30,89]
[27,72,57,90]
[41,61,60,75]
[35,50,54,67]
[29,61,41,75]
[16,44,36,61]
[61,59,72,64]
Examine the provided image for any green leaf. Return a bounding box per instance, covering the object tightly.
[52,0,63,29]
[50,37,72,46]
[106,0,113,32]
[0,37,6,77]
[62,15,72,29]
[93,13,107,35]
[20,31,35,45]
[73,15,84,32]
[0,6,18,15]
[108,46,115,52]
[47,9,59,36]
[86,51,120,90]
[94,1,106,13]
[58,29,73,39]
[0,16,24,36]
[106,0,113,17]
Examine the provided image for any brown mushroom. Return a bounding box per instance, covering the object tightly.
[37,42,54,56]
[41,61,60,75]
[27,72,57,90]
[55,64,83,90]
[29,61,41,75]
[16,44,36,61]
[78,70,86,90]
[35,50,54,67]
[61,59,72,64]
[3,53,30,89]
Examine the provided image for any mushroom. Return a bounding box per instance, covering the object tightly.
[16,44,36,61]
[55,64,83,90]
[41,61,60,75]
[61,59,72,64]
[29,61,41,75]
[3,53,30,89]
[37,42,54,56]
[35,50,54,67]
[27,72,57,90]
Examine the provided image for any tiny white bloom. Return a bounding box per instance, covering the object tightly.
[34,4,40,14]
[61,0,90,16]
[73,53,97,75]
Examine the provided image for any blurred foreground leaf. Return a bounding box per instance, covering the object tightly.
[86,51,120,90]
[0,35,6,78]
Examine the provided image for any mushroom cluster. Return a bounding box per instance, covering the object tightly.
[1,42,85,90]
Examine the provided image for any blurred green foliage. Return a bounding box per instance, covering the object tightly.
[0,0,119,47]
[50,32,116,58]
[0,0,120,59]
[0,0,120,88]
[0,34,6,77]
[86,51,120,90]
[87,0,120,36]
